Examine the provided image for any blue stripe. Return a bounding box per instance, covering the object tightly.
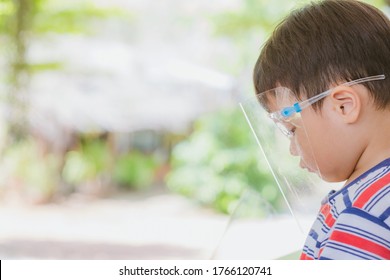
[316,215,332,233]
[379,207,390,221]
[318,236,329,249]
[324,242,380,260]
[321,226,330,234]
[332,203,340,216]
[309,229,318,240]
[342,207,390,227]
[329,198,341,219]
[302,245,315,258]
[366,186,390,211]
[317,214,331,232]
[343,190,352,208]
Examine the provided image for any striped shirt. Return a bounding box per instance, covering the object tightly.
[300,158,390,260]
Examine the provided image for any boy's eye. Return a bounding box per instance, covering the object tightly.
[284,126,296,138]
[275,122,296,138]
[288,127,296,137]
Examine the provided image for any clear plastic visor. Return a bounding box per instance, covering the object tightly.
[212,87,335,259]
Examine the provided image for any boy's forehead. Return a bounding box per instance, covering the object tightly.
[261,95,278,113]
[259,88,298,113]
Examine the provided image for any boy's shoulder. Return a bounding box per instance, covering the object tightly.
[332,158,390,225]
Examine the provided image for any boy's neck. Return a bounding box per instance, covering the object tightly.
[345,109,390,185]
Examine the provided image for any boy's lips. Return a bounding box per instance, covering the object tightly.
[300,161,315,173]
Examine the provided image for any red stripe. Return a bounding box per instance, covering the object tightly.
[300,252,314,260]
[319,247,324,257]
[353,172,390,208]
[319,203,335,228]
[320,204,330,216]
[330,230,390,259]
[324,212,336,228]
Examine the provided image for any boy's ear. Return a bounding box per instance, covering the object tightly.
[329,86,361,123]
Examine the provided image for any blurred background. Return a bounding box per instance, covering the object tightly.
[0,0,387,260]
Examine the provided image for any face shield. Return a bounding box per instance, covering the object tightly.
[240,86,330,219]
[211,75,385,260]
[211,87,330,260]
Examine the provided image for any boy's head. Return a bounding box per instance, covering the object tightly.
[253,0,390,182]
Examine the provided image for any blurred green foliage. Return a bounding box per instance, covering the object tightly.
[62,137,159,191]
[33,1,131,34]
[113,151,158,189]
[0,134,161,202]
[62,139,111,186]
[212,0,295,38]
[0,0,131,35]
[0,138,61,202]
[166,108,281,215]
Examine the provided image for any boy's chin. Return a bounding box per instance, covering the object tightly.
[299,162,318,174]
[300,166,342,183]
[317,172,347,183]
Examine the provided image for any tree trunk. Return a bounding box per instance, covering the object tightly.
[7,0,33,143]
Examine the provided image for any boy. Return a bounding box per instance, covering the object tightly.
[253,0,390,259]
